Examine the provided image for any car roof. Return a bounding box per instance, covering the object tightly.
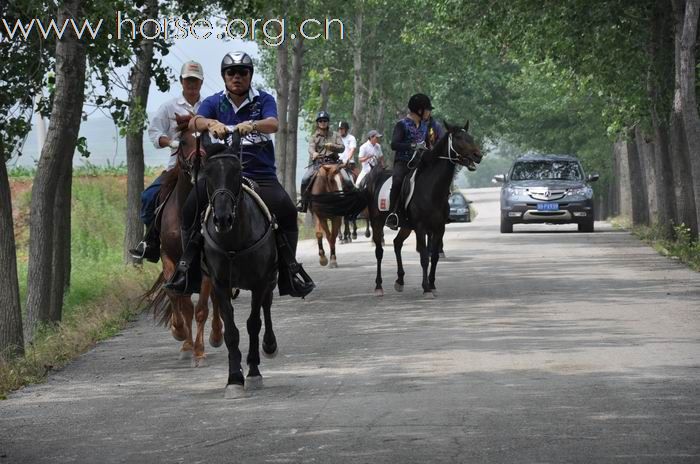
[514,154,580,162]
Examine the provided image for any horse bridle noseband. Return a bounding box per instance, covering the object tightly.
[205,153,243,222]
[438,131,476,166]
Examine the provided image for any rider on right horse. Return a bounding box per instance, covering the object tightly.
[297,111,345,213]
[385,93,444,230]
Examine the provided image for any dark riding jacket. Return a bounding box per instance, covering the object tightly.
[390,117,444,163]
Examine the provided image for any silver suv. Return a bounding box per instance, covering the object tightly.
[494,154,598,233]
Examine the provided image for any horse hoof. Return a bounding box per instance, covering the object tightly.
[179,350,193,361]
[170,328,186,342]
[209,333,223,348]
[365,231,371,238]
[262,342,278,358]
[374,288,384,297]
[394,282,404,292]
[329,260,338,269]
[431,289,439,297]
[245,375,264,390]
[319,256,328,266]
[352,233,358,240]
[224,384,246,399]
[439,252,446,259]
[423,292,435,299]
[192,356,207,368]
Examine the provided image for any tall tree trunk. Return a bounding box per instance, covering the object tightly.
[363,58,378,132]
[634,127,658,222]
[671,0,699,235]
[0,159,24,357]
[609,144,620,217]
[614,139,633,220]
[319,75,330,112]
[627,131,650,225]
[124,0,157,264]
[274,22,289,190]
[351,9,366,142]
[678,0,700,238]
[49,157,73,322]
[285,34,304,200]
[24,0,86,343]
[648,1,677,236]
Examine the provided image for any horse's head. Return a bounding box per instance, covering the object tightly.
[175,113,205,177]
[202,131,243,234]
[442,120,483,171]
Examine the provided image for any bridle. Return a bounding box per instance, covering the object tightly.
[205,152,243,228]
[436,130,479,167]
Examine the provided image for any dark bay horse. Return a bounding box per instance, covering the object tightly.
[365,121,482,297]
[341,164,360,244]
[150,114,223,367]
[200,130,279,398]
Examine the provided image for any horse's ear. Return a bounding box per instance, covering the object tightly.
[464,120,470,132]
[201,131,214,149]
[443,119,452,132]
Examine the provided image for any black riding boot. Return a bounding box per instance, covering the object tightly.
[129,222,161,263]
[276,230,315,298]
[296,168,316,213]
[163,228,203,295]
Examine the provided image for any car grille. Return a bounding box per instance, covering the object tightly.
[528,189,566,201]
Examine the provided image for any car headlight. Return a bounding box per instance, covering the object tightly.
[506,187,527,196]
[567,187,593,197]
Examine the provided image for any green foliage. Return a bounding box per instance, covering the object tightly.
[629,222,700,272]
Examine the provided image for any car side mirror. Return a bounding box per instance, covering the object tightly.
[587,173,599,182]
[492,174,505,183]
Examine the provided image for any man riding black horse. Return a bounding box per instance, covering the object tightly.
[385,93,444,230]
[163,51,314,298]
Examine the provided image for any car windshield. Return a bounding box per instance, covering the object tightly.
[449,195,467,206]
[510,160,583,181]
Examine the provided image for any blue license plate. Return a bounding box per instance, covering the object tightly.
[537,203,559,211]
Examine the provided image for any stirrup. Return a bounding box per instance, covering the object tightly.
[385,213,399,230]
[129,241,160,263]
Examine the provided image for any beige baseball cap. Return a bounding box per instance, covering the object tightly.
[180,61,203,80]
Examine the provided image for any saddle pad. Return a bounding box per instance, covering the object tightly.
[376,170,417,212]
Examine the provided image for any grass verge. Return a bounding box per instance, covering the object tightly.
[611,217,700,272]
[1,167,162,399]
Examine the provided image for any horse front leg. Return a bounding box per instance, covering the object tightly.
[314,213,328,266]
[245,287,265,390]
[178,297,195,361]
[208,278,224,348]
[393,227,412,292]
[261,288,277,358]
[415,230,432,297]
[428,228,445,295]
[213,282,244,398]
[192,280,211,367]
[342,216,350,244]
[352,218,358,240]
[373,218,385,296]
[329,216,341,268]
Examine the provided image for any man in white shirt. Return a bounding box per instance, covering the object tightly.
[338,121,356,164]
[130,61,204,262]
[355,129,384,187]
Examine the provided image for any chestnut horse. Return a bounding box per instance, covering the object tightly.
[148,114,223,367]
[309,163,345,268]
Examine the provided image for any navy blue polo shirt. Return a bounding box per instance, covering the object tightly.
[197,88,278,178]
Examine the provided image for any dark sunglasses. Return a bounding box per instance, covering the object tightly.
[225,68,250,77]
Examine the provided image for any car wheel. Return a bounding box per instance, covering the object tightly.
[500,216,513,233]
[578,219,594,233]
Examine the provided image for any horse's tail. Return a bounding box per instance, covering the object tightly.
[137,271,171,326]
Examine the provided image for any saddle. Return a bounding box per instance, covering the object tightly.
[376,170,417,212]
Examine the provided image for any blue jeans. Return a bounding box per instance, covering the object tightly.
[140,173,165,226]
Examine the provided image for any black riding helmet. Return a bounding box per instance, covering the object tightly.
[338,121,349,130]
[316,110,331,122]
[408,93,433,117]
[221,51,254,78]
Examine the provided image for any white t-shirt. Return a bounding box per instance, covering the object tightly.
[340,134,357,163]
[358,140,383,174]
[147,95,201,170]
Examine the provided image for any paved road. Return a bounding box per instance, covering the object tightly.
[2,188,699,463]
